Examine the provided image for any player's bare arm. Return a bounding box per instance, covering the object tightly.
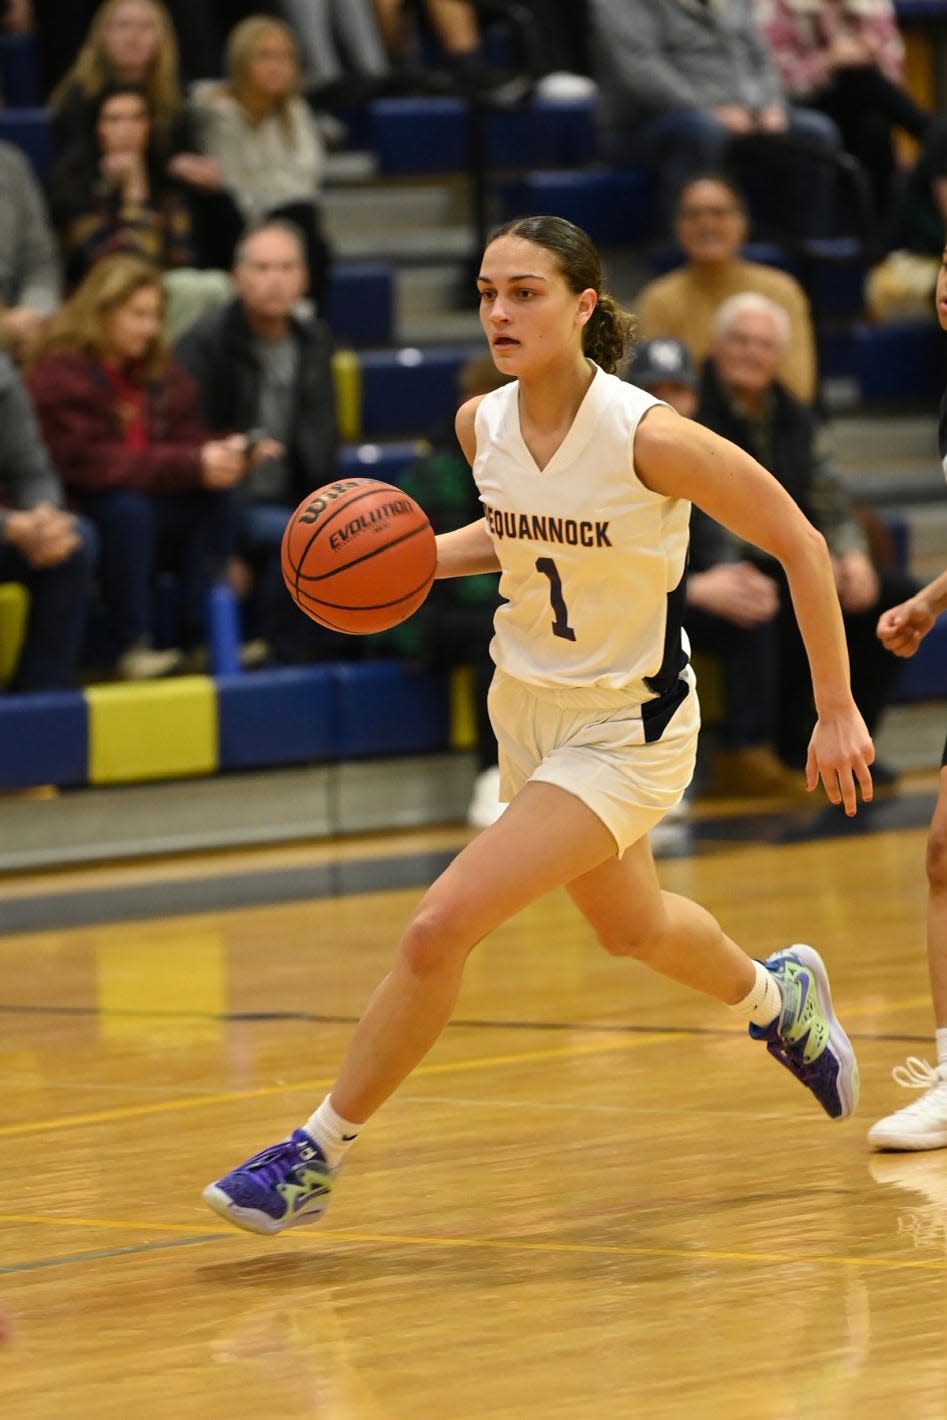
[636,405,874,813]
[433,394,502,579]
[434,519,499,578]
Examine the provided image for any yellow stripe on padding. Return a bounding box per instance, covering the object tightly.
[0,582,28,685]
[86,675,218,784]
[331,347,362,442]
[449,665,477,750]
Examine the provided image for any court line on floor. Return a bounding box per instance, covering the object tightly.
[0,1233,227,1274]
[0,998,935,1032]
[0,1031,679,1139]
[322,1227,947,1273]
[2,1214,944,1276]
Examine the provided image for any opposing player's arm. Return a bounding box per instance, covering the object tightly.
[434,394,501,578]
[635,404,873,813]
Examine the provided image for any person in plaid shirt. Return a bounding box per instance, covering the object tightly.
[759,0,929,222]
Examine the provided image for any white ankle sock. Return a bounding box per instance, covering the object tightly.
[730,960,783,1027]
[936,1027,947,1072]
[304,1095,361,1169]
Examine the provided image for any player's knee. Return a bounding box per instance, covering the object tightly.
[399,906,469,976]
[594,922,657,959]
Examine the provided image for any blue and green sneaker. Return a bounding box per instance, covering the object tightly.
[749,944,859,1120]
[203,1129,336,1235]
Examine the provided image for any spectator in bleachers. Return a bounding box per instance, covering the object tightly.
[866,115,947,322]
[0,350,97,692]
[174,218,340,665]
[371,351,511,829]
[49,82,195,289]
[0,139,62,364]
[189,14,331,306]
[49,0,242,270]
[635,174,818,404]
[590,0,842,237]
[2,0,31,37]
[27,253,251,680]
[370,0,529,100]
[759,0,929,228]
[281,0,392,104]
[522,0,595,98]
[689,290,911,791]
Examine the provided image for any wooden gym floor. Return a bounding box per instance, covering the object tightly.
[2,781,947,1420]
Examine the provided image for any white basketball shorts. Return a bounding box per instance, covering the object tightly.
[488,665,700,856]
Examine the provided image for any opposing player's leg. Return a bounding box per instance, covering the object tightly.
[567,837,859,1119]
[870,763,947,1150]
[203,779,618,1233]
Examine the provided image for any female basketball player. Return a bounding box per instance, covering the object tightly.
[869,240,947,1152]
[204,215,875,1235]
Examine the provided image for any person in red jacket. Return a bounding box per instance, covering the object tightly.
[27,253,250,679]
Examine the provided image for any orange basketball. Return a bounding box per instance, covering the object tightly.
[280,478,437,634]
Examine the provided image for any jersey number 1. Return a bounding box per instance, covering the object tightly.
[535,557,576,642]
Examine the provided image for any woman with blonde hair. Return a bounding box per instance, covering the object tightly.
[49,0,242,270]
[190,13,332,303]
[27,254,250,679]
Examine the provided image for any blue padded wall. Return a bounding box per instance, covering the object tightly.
[334,660,450,757]
[217,666,336,770]
[0,691,88,789]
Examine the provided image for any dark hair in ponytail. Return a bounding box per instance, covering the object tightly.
[486,214,635,373]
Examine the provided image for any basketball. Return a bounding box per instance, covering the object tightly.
[280,478,437,634]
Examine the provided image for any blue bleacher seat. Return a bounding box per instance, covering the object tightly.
[358,345,478,436]
[324,262,394,346]
[370,97,468,175]
[496,168,654,247]
[0,32,38,108]
[893,617,947,703]
[817,326,858,381]
[368,95,598,176]
[485,97,598,171]
[855,321,947,405]
[340,440,427,485]
[800,238,867,322]
[0,106,51,181]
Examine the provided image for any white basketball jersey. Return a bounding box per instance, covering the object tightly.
[473,365,691,698]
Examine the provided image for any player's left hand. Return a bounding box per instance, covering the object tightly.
[806,706,875,815]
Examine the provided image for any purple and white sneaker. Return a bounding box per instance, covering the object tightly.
[203,1129,336,1235]
[749,944,859,1120]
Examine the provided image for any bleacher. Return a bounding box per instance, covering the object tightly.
[2,22,947,806]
